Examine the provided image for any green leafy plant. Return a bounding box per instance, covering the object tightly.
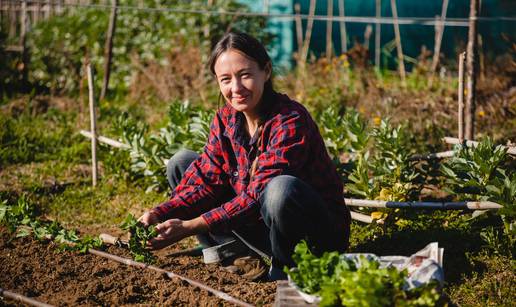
[286,241,440,307]
[344,119,422,202]
[120,214,158,263]
[0,196,103,253]
[441,138,515,250]
[317,106,370,161]
[115,101,213,191]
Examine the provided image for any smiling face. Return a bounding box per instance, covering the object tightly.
[214,49,271,118]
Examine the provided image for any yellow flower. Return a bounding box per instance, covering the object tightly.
[373,116,381,125]
[478,110,485,117]
[371,211,388,220]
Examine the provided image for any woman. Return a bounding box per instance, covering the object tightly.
[138,32,350,280]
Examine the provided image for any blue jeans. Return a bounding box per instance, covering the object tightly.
[166,149,349,268]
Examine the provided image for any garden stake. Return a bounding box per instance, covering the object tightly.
[326,0,333,60]
[80,130,130,149]
[339,0,348,53]
[374,0,381,66]
[87,64,98,187]
[430,0,449,76]
[458,52,466,142]
[86,248,254,307]
[100,0,118,101]
[465,0,480,140]
[443,137,516,155]
[390,0,406,85]
[344,198,502,210]
[0,288,54,307]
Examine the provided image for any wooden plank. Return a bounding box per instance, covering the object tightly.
[274,280,315,307]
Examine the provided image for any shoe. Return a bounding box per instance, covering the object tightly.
[222,256,267,281]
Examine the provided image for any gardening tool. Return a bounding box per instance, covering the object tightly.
[99,233,129,248]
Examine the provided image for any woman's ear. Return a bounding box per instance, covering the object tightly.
[264,62,272,80]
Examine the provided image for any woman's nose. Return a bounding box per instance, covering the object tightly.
[231,78,244,93]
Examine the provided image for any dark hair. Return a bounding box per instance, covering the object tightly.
[208,32,275,106]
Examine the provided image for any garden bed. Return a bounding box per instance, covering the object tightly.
[0,229,276,306]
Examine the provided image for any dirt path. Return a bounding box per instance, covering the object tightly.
[0,230,276,306]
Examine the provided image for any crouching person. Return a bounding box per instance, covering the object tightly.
[138,31,351,280]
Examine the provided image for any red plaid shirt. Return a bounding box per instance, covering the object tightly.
[153,94,348,233]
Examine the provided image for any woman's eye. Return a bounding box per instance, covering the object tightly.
[220,78,230,84]
[241,73,251,78]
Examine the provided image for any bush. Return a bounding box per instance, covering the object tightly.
[28,0,269,96]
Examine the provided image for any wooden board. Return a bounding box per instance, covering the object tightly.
[274,280,316,307]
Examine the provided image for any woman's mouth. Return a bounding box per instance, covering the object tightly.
[232,96,248,103]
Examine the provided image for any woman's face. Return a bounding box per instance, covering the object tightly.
[214,49,271,116]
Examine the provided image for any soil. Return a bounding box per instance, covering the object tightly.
[0,229,277,306]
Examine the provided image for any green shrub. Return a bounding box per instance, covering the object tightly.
[28,0,269,95]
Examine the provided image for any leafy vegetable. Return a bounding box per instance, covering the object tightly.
[115,101,214,191]
[120,214,158,263]
[441,138,515,251]
[0,196,103,253]
[286,241,440,307]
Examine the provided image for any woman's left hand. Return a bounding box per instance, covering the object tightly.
[148,217,208,250]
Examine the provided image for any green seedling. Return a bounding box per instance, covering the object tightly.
[120,214,158,263]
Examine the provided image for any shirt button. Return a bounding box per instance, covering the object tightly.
[232,171,239,177]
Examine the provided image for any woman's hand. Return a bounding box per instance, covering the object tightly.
[148,216,209,250]
[138,210,161,227]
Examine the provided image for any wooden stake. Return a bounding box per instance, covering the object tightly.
[326,0,333,60]
[344,198,503,210]
[100,0,118,101]
[465,0,479,140]
[338,0,347,53]
[390,0,406,84]
[430,0,449,75]
[443,137,516,155]
[87,64,98,187]
[20,0,28,86]
[364,24,372,49]
[458,52,466,142]
[374,0,381,66]
[300,0,316,68]
[79,130,130,149]
[294,3,303,58]
[0,288,54,307]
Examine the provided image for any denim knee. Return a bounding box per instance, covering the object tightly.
[260,175,299,221]
[166,149,199,189]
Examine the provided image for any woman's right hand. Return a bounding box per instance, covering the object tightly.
[137,210,161,227]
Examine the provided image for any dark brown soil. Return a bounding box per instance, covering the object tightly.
[0,230,276,306]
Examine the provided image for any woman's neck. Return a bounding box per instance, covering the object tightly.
[243,112,260,137]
